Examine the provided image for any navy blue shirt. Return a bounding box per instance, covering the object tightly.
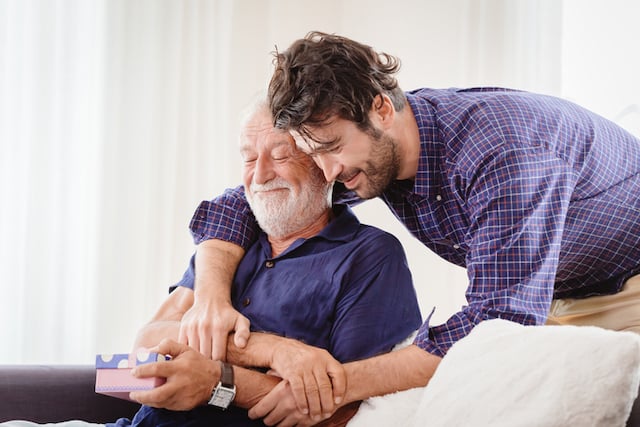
[113,204,421,427]
[177,204,421,362]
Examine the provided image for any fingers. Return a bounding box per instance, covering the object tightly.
[132,339,184,380]
[179,314,217,359]
[129,381,187,411]
[199,328,213,360]
[130,341,215,411]
[269,344,344,419]
[178,304,252,360]
[315,370,336,419]
[210,326,228,361]
[303,368,336,421]
[287,374,311,415]
[178,320,200,353]
[234,315,251,349]
[248,381,297,423]
[155,338,190,358]
[249,381,327,427]
[328,364,346,405]
[177,321,188,345]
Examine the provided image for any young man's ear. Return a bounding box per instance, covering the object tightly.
[371,94,395,130]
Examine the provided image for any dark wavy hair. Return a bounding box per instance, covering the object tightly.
[268,31,406,145]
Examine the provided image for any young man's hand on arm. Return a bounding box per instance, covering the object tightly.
[248,344,441,426]
[227,332,347,420]
[178,239,251,360]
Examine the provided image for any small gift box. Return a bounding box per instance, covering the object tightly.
[95,351,167,400]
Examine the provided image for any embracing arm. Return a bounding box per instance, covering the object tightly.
[133,286,193,350]
[180,187,259,359]
[339,344,440,403]
[178,239,250,360]
[246,344,441,426]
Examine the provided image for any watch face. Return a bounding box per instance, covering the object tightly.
[209,386,236,408]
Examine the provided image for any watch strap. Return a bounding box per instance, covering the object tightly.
[219,360,234,388]
[208,361,236,409]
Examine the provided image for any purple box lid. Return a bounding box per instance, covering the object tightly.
[96,352,167,369]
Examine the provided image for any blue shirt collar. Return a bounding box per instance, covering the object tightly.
[257,204,360,258]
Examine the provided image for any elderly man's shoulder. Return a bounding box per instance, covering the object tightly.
[352,223,407,258]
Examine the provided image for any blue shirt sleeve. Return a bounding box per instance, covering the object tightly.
[329,230,422,362]
[171,254,196,291]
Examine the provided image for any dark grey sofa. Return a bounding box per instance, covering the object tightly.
[0,365,140,424]
[1,364,639,426]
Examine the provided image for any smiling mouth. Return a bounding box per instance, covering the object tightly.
[339,171,361,188]
[252,188,289,198]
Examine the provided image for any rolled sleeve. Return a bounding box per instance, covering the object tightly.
[189,186,258,249]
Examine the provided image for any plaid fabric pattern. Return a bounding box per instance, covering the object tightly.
[190,186,258,249]
[399,88,640,356]
[190,87,640,357]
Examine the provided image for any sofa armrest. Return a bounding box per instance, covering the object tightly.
[0,365,141,423]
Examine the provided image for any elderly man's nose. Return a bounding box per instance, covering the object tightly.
[254,157,274,184]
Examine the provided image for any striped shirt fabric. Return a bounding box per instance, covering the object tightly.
[190,87,640,357]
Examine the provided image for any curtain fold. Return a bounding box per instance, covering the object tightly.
[1,0,106,362]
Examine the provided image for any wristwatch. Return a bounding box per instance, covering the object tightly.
[208,361,236,410]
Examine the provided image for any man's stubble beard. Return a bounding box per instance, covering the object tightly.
[355,129,401,200]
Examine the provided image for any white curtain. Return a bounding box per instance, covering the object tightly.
[1,0,108,363]
[1,0,637,364]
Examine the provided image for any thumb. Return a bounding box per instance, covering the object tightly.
[234,316,251,348]
[154,338,189,358]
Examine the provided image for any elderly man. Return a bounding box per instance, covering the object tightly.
[0,100,420,427]
[112,100,421,427]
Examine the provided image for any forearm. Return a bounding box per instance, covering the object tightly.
[233,366,281,408]
[226,332,286,368]
[194,239,244,302]
[133,287,194,351]
[341,344,440,404]
[236,366,360,427]
[134,321,180,351]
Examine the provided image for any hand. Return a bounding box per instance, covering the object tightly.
[129,338,218,410]
[178,298,250,360]
[248,380,324,427]
[267,339,346,420]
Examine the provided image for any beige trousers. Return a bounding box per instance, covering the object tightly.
[546,273,640,334]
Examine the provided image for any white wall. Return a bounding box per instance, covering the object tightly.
[561,0,640,137]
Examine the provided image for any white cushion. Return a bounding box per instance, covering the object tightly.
[348,320,640,427]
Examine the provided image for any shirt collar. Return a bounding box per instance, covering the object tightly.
[257,204,360,258]
[404,90,441,198]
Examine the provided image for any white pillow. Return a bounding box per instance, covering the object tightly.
[348,320,640,427]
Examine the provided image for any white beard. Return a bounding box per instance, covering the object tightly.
[247,177,330,238]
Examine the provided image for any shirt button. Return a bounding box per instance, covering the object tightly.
[265,260,275,268]
[242,297,251,307]
[453,244,460,249]
[436,195,442,201]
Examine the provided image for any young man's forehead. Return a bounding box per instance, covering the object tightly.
[290,129,340,154]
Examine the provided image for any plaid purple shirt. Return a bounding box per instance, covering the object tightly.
[190,87,640,357]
